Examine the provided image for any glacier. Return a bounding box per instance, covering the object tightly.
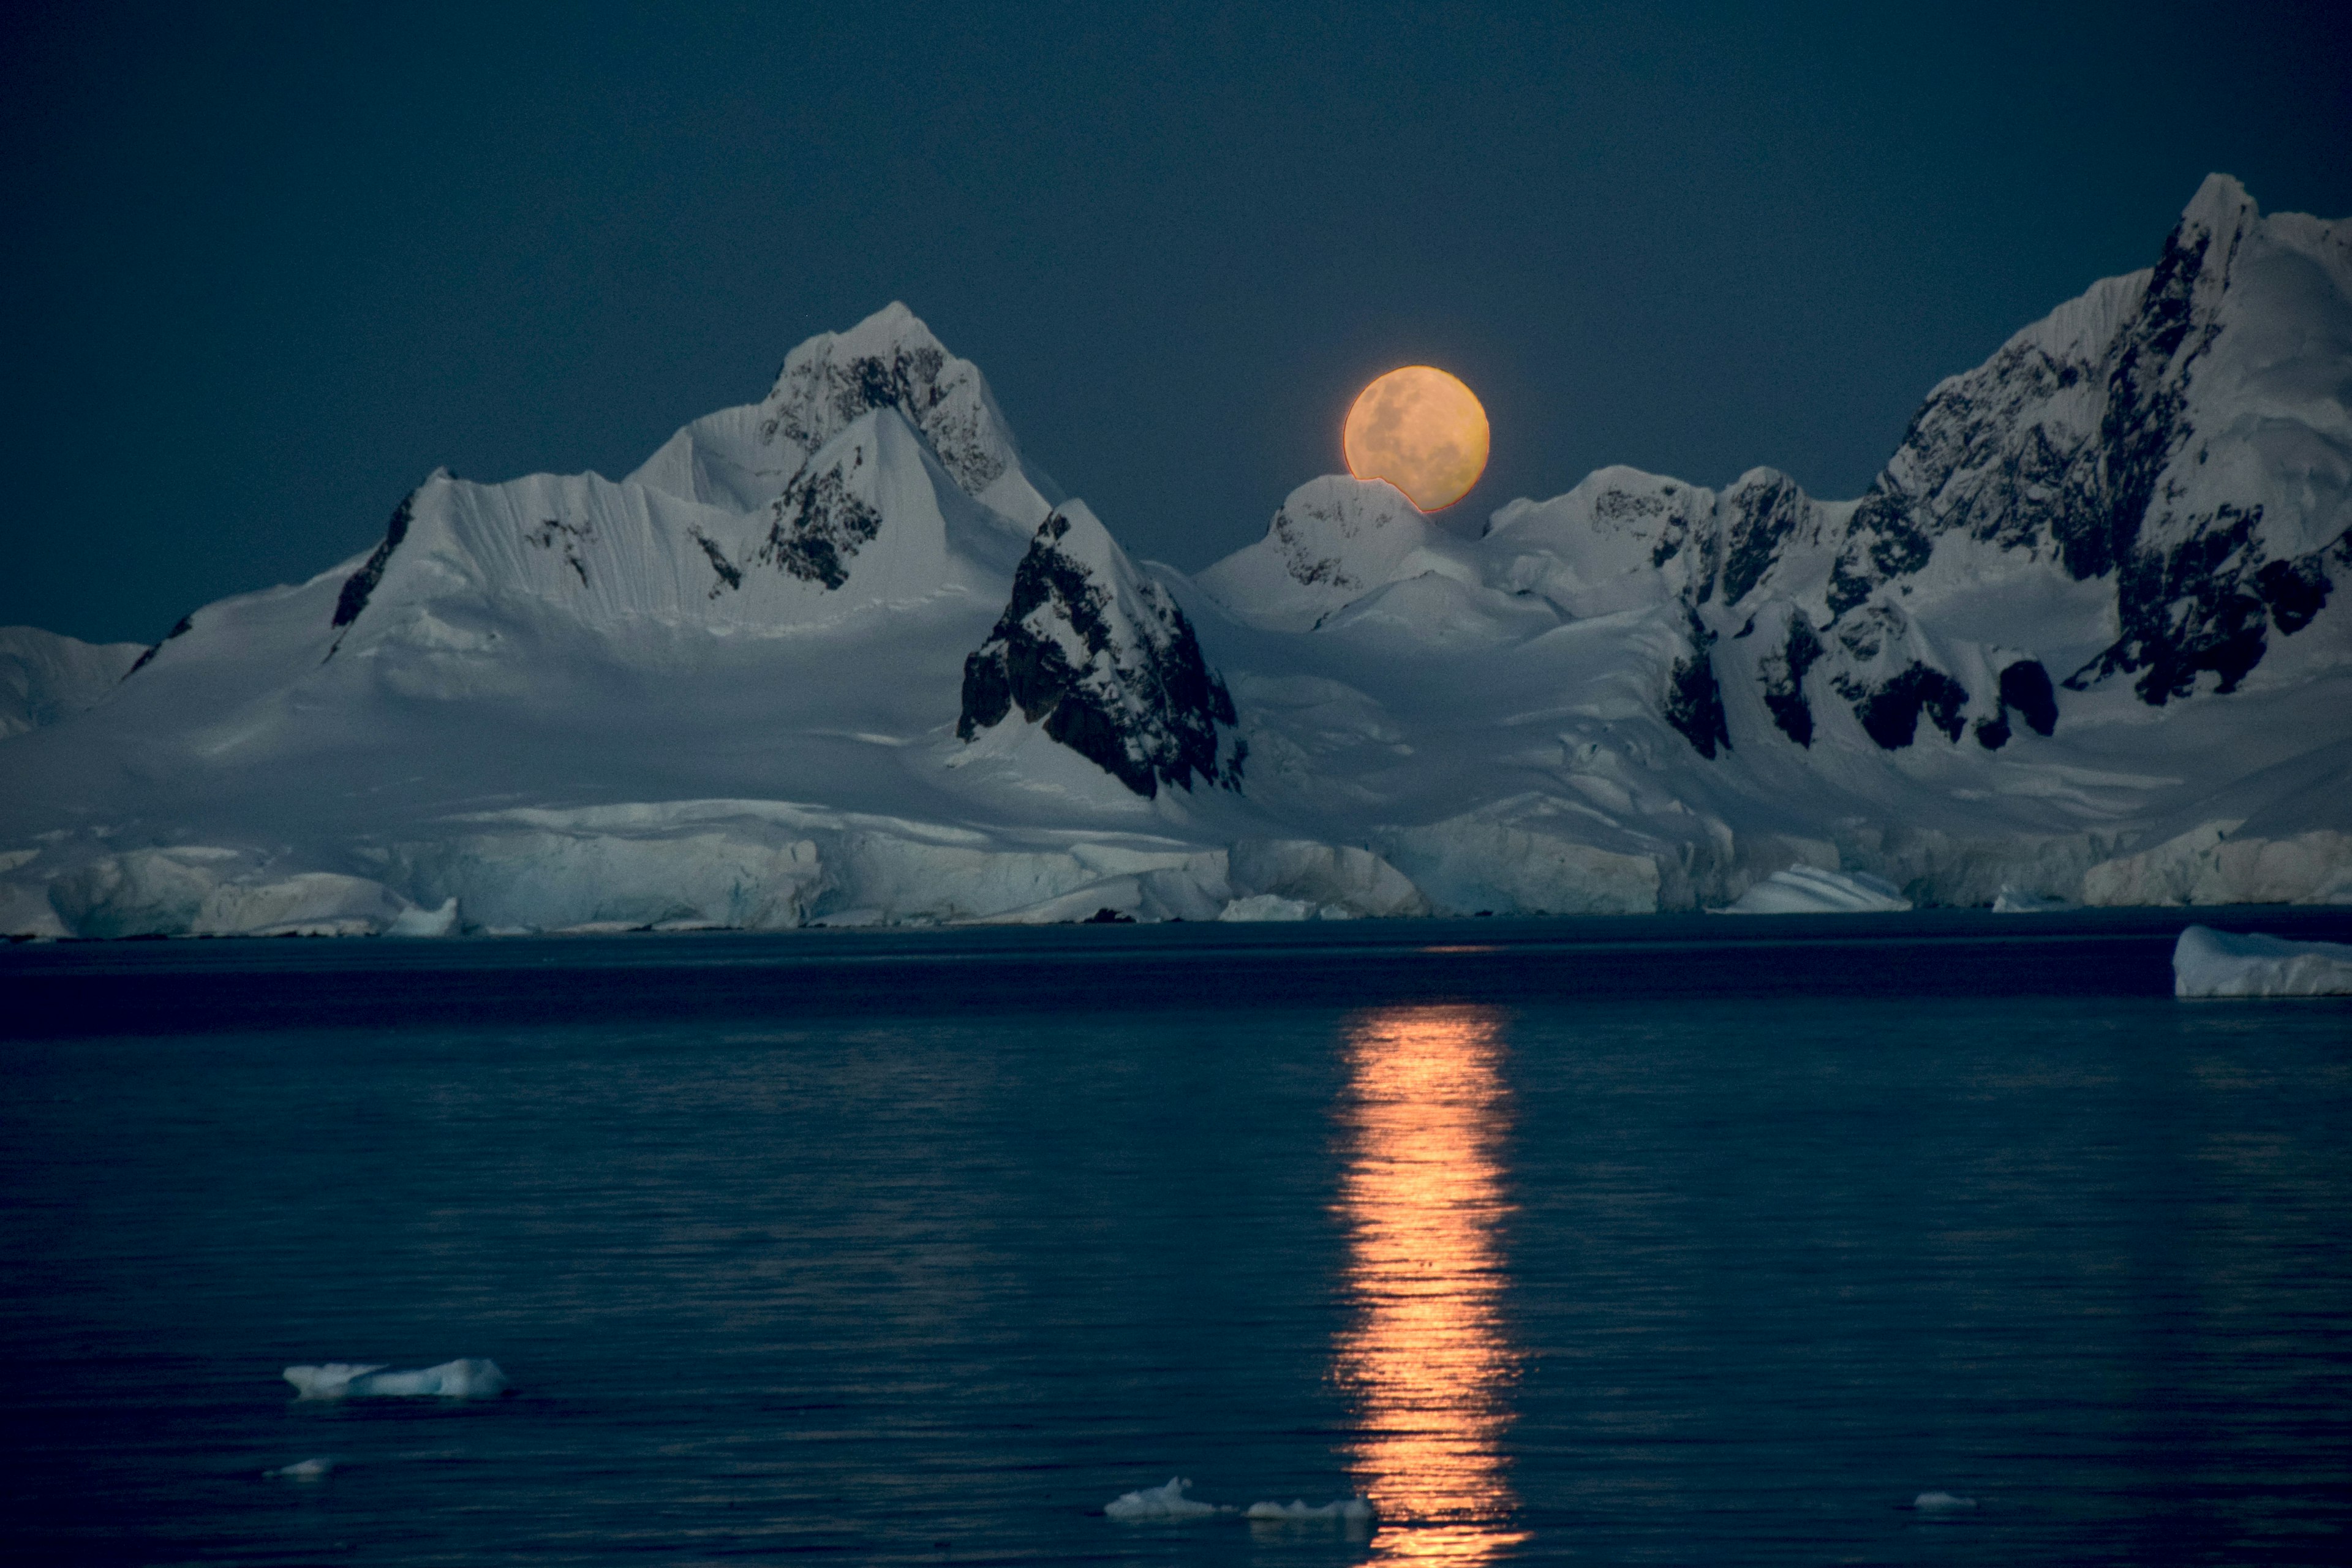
[2,178,2347,938]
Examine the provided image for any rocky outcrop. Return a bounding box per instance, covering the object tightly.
[755,432,885,589]
[333,492,417,631]
[959,504,1243,797]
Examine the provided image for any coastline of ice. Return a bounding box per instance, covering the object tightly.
[284,1359,507,1400]
[2173,924,2352,998]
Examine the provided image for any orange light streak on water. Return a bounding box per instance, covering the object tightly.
[1335,1003,1528,1560]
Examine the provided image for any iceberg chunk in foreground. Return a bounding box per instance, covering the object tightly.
[284,1358,507,1399]
[2173,925,2352,998]
[1105,1477,1226,1519]
[1718,867,1912,914]
[1245,1497,1374,1523]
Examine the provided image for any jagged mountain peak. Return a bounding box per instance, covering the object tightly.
[753,303,1057,527]
[2179,171,2260,248]
[626,303,1061,526]
[959,502,1242,798]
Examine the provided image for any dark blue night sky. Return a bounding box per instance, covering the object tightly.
[5,1,2345,644]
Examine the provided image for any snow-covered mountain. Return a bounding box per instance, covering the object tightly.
[2,176,2345,938]
[0,627,145,739]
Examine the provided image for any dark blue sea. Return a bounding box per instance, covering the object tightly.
[5,910,2351,1565]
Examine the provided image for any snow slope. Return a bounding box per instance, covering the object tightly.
[2,178,2347,937]
[0,627,144,738]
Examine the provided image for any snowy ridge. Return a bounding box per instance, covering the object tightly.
[3,180,2349,937]
[0,626,144,738]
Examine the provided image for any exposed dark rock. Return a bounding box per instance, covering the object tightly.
[1975,714,2012,750]
[333,495,414,630]
[1839,665,1970,749]
[1757,614,1822,745]
[1082,907,1135,924]
[690,530,743,598]
[1662,617,1730,758]
[758,445,883,589]
[959,511,1241,797]
[2256,552,2333,635]
[1997,660,2059,736]
[2070,503,2271,701]
[1719,473,1808,605]
[524,517,594,587]
[2095,220,2222,582]
[763,335,1009,499]
[124,612,195,679]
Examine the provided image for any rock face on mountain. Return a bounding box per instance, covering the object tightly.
[959,504,1242,798]
[1,178,2346,937]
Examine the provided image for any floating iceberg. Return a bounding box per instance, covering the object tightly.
[1910,1491,1978,1512]
[263,1457,335,1480]
[1104,1477,1226,1520]
[1245,1497,1374,1523]
[283,1358,507,1400]
[2173,925,2352,998]
[1717,866,1912,914]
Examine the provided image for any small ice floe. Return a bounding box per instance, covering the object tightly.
[2173,924,2352,998]
[263,1457,334,1480]
[1717,866,1911,914]
[1105,1477,1227,1520]
[1991,885,2073,913]
[284,1358,507,1400]
[1908,1491,1978,1512]
[1245,1497,1374,1524]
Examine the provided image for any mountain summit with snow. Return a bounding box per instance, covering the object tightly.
[4,177,2347,938]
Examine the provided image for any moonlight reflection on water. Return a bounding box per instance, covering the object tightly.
[1335,1003,1529,1559]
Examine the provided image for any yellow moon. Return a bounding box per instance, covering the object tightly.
[1343,366,1490,511]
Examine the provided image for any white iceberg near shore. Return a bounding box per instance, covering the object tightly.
[2172,925,2352,998]
[1718,866,1912,914]
[283,1358,507,1400]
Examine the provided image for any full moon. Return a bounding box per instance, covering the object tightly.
[1343,366,1490,511]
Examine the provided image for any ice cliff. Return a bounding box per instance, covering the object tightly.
[3,178,2347,937]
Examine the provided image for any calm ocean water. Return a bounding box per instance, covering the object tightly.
[4,911,2350,1565]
